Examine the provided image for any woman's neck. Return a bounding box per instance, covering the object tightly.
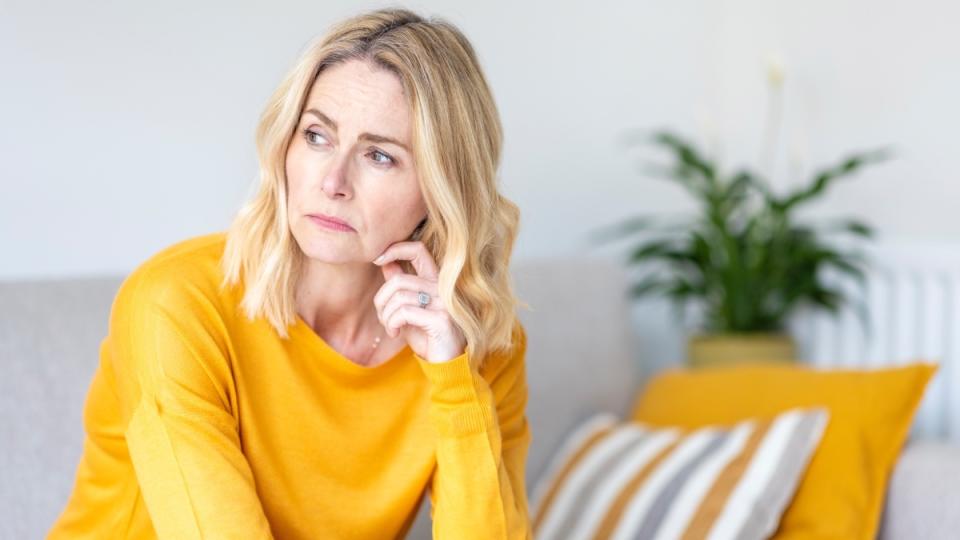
[295,257,385,345]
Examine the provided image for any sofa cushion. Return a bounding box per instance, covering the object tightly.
[880,440,960,539]
[629,361,937,540]
[531,408,828,539]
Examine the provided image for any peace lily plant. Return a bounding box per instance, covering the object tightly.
[591,53,893,367]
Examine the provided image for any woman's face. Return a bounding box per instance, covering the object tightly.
[286,58,427,265]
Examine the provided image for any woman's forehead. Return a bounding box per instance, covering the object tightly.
[305,59,409,127]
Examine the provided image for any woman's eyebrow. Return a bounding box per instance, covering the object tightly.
[303,108,410,153]
[304,108,338,130]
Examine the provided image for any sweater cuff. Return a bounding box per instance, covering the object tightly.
[416,351,495,437]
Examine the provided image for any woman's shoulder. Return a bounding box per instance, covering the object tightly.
[134,230,228,280]
[105,232,239,420]
[114,230,232,321]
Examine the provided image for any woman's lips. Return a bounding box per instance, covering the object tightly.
[308,215,355,232]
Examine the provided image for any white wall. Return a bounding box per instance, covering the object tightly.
[0,0,711,279]
[5,0,955,281]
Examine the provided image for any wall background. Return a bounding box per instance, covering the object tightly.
[8,0,957,280]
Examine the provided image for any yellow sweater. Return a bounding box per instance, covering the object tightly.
[47,232,532,539]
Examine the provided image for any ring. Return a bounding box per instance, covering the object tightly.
[417,291,431,309]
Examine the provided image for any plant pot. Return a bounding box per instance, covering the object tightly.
[687,333,797,368]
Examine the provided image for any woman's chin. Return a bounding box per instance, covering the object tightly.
[299,244,374,266]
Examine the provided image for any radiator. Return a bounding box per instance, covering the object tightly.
[787,244,960,443]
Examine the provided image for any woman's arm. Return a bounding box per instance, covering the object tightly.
[110,266,275,540]
[416,323,532,539]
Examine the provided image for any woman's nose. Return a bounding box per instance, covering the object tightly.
[320,152,352,198]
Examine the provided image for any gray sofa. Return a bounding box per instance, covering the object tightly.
[2,257,959,539]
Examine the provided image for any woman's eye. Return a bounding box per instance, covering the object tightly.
[368,149,395,167]
[303,129,328,146]
[301,129,394,167]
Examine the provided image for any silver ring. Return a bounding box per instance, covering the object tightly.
[417,291,431,309]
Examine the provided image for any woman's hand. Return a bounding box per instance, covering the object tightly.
[372,241,467,364]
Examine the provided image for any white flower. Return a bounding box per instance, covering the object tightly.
[765,51,786,87]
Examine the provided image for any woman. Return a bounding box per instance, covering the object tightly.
[47,7,531,539]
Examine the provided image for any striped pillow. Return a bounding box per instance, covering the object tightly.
[530,407,828,540]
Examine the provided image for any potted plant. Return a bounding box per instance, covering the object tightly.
[590,130,891,367]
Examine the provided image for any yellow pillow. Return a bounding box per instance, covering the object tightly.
[629,361,937,540]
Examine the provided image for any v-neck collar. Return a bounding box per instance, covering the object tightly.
[290,313,412,377]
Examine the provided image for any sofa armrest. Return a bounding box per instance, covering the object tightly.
[879,439,960,540]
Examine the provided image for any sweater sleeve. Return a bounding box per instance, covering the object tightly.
[109,266,275,540]
[414,322,533,540]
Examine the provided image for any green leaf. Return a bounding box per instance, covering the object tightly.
[628,240,680,264]
[649,130,717,185]
[588,215,658,244]
[819,219,875,238]
[629,276,672,298]
[808,285,844,312]
[777,148,893,212]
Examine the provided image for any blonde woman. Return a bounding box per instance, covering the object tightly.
[47,7,531,539]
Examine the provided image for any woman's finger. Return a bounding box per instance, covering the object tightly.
[373,271,441,318]
[379,288,443,333]
[382,302,449,339]
[373,240,439,279]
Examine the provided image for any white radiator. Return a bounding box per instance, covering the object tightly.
[787,243,960,443]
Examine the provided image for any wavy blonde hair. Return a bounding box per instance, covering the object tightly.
[219,7,528,369]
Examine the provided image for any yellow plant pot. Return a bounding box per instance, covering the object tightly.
[687,333,797,368]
